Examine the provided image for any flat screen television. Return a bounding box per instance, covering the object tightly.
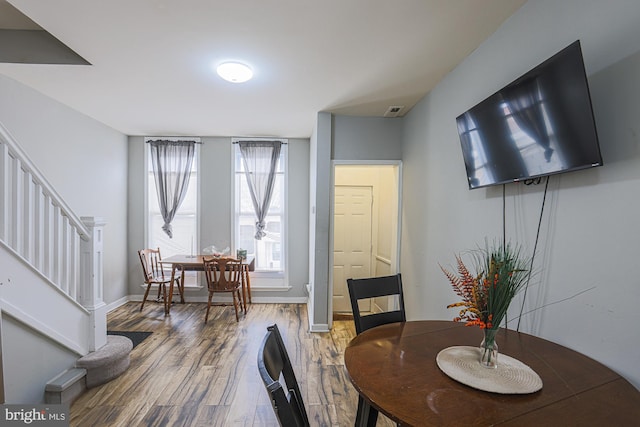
[456,40,603,190]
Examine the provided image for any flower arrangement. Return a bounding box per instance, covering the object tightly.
[440,241,532,367]
[441,241,531,330]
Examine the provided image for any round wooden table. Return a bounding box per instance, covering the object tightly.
[344,321,640,426]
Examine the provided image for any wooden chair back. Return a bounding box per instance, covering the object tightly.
[138,248,179,312]
[138,248,165,282]
[258,324,310,427]
[202,257,244,322]
[202,257,241,291]
[347,274,406,334]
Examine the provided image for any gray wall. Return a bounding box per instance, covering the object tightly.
[309,113,403,330]
[333,116,403,161]
[401,0,640,389]
[127,136,146,296]
[0,75,129,305]
[0,74,128,402]
[2,317,76,403]
[309,112,332,330]
[127,136,310,301]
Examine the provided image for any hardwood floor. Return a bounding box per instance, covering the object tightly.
[70,302,395,426]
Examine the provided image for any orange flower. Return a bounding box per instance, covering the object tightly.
[441,241,531,332]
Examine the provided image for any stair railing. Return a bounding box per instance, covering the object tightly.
[0,122,106,352]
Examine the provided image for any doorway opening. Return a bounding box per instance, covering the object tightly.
[330,162,402,321]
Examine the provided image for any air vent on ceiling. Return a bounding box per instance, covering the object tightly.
[384,105,405,118]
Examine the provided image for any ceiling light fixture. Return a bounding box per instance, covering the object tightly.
[216,62,253,83]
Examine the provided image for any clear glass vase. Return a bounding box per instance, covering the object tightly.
[480,328,499,369]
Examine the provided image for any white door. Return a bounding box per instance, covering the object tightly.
[333,186,373,313]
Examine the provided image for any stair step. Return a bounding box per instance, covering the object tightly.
[76,335,133,388]
[45,368,87,404]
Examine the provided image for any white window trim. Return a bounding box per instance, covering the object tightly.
[231,137,290,291]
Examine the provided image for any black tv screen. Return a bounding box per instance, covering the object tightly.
[456,40,603,190]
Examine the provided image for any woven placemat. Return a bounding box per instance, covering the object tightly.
[436,346,543,394]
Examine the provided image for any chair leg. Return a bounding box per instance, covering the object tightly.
[238,289,246,315]
[244,266,252,304]
[178,270,185,303]
[239,289,244,316]
[140,283,152,311]
[240,275,248,314]
[205,292,213,323]
[161,283,168,313]
[232,291,240,322]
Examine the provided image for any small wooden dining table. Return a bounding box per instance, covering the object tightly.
[159,255,254,314]
[344,320,640,427]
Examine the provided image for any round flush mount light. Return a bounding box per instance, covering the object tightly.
[216,62,253,83]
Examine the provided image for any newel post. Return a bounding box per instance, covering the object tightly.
[80,216,107,351]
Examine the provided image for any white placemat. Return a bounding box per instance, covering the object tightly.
[436,346,543,394]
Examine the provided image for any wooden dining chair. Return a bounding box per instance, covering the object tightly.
[138,248,181,312]
[347,273,406,427]
[202,257,244,323]
[258,324,310,427]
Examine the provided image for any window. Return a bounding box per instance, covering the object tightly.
[233,140,287,277]
[458,113,494,185]
[146,139,199,286]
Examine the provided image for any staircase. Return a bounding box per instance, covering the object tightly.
[0,122,110,403]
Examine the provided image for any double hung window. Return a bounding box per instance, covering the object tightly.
[146,139,200,285]
[233,140,287,277]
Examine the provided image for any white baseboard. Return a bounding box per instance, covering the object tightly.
[105,296,130,313]
[309,323,330,332]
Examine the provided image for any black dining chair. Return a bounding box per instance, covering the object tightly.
[347,273,406,334]
[347,273,406,427]
[258,324,310,427]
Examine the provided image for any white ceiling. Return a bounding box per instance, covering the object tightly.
[0,0,525,138]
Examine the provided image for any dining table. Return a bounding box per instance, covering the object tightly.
[344,320,640,426]
[159,254,254,314]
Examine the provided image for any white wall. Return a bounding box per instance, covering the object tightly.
[401,0,640,389]
[0,75,129,305]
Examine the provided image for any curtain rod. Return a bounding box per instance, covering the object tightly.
[232,140,288,144]
[145,139,202,144]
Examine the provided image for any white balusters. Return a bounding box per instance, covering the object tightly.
[0,141,7,241]
[10,153,22,253]
[1,122,108,353]
[23,169,35,262]
[0,122,98,309]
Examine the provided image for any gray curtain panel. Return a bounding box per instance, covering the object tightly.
[149,140,195,238]
[503,81,553,161]
[238,141,282,240]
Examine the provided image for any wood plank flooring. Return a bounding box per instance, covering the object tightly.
[70,302,395,426]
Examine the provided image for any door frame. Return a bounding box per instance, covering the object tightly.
[328,160,403,328]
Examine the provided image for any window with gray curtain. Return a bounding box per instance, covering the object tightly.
[149,140,196,238]
[238,141,282,240]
